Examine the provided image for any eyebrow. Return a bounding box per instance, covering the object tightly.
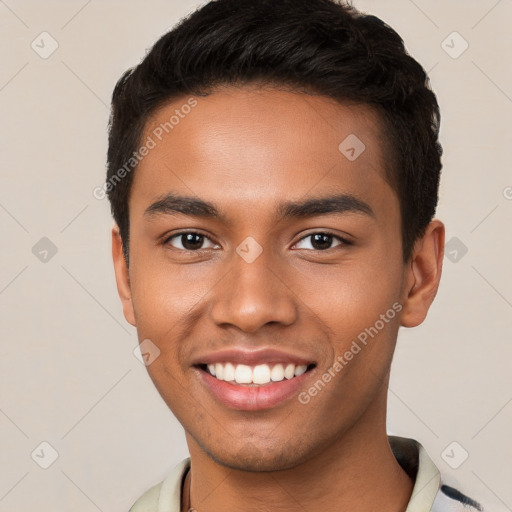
[144,192,375,223]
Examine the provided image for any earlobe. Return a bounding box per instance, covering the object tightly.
[400,220,445,328]
[111,225,136,327]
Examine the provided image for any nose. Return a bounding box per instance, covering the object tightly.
[210,248,298,333]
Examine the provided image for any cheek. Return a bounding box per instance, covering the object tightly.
[131,245,210,307]
[309,259,402,319]
[299,252,404,360]
[128,253,214,354]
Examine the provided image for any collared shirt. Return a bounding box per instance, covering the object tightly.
[129,435,483,512]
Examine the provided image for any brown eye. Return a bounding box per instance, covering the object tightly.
[165,232,218,251]
[294,232,350,251]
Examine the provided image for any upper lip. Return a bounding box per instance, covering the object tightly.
[192,348,316,367]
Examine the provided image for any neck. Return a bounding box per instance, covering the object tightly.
[182,383,414,512]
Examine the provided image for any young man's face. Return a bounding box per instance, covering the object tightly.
[113,87,439,471]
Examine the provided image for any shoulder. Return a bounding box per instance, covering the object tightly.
[129,481,162,512]
[389,435,484,512]
[128,458,191,512]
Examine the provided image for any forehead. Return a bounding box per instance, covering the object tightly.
[131,86,395,219]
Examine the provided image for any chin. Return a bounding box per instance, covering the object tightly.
[202,438,315,473]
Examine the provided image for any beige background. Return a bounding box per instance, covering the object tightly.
[0,0,511,510]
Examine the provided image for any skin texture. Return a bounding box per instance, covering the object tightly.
[112,86,445,512]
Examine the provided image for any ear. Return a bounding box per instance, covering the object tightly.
[111,225,136,327]
[400,219,445,328]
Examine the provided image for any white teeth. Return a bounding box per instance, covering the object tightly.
[223,362,235,382]
[294,365,307,377]
[253,364,271,384]
[205,362,310,384]
[270,364,285,381]
[234,364,252,384]
[284,363,295,379]
[214,363,224,380]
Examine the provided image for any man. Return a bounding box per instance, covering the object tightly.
[105,0,483,510]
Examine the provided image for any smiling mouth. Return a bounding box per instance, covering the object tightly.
[197,362,317,386]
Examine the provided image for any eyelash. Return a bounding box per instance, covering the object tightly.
[162,230,352,252]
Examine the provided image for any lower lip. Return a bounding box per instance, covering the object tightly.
[196,367,313,411]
